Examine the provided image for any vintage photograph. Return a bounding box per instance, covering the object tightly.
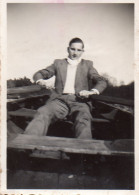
[6,3,134,190]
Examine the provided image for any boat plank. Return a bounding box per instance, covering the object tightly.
[7,85,42,94]
[7,134,134,156]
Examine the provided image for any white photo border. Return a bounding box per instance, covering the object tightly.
[1,0,139,194]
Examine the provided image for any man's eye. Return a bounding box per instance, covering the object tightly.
[70,48,82,52]
[70,48,75,51]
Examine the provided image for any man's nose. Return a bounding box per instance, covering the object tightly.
[73,50,78,54]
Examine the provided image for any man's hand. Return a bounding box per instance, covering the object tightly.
[79,89,99,98]
[37,79,46,86]
[36,79,55,90]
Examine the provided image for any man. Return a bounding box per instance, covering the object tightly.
[24,38,107,139]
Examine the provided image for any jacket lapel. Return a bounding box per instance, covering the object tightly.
[59,59,68,87]
[75,59,83,88]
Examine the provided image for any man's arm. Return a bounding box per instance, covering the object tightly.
[79,61,107,98]
[33,61,56,82]
[33,61,56,88]
[88,62,107,94]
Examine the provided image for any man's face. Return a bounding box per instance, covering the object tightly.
[68,42,84,60]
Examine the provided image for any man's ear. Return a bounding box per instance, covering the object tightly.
[67,47,69,53]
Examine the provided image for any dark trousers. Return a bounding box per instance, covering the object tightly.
[24,94,93,139]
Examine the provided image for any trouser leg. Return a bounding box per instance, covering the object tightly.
[24,99,69,136]
[70,103,93,139]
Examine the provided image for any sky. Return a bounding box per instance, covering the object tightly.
[7,3,134,85]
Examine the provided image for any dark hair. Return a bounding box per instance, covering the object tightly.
[69,37,84,49]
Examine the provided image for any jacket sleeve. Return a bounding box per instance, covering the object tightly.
[33,60,57,82]
[88,61,107,94]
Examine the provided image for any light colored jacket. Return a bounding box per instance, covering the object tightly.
[33,58,107,95]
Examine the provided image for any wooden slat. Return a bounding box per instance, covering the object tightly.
[8,108,37,117]
[7,98,27,103]
[30,150,70,160]
[91,95,134,106]
[30,150,62,159]
[7,134,134,156]
[8,108,110,123]
[7,85,42,94]
[7,120,24,134]
[99,101,134,115]
[7,93,50,103]
[7,90,50,100]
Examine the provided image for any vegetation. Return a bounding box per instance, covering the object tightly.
[7,77,34,88]
[101,74,134,100]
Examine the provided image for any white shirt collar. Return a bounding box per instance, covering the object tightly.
[67,57,82,66]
